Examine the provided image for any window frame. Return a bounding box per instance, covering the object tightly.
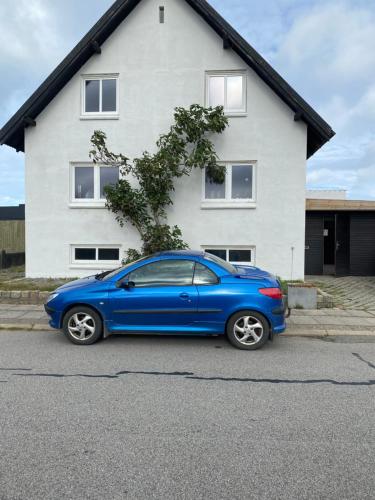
[124,259,197,288]
[70,162,119,208]
[202,162,256,209]
[70,244,121,269]
[205,71,247,115]
[202,247,256,266]
[81,74,119,119]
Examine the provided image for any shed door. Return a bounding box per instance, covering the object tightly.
[335,213,350,276]
[349,213,375,276]
[305,214,324,275]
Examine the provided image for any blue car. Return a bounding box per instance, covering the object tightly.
[45,250,286,350]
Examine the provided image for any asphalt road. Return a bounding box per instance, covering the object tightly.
[0,331,374,500]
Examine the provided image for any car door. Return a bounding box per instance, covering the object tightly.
[108,259,198,332]
[193,262,228,333]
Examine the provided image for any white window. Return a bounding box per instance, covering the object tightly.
[202,163,256,208]
[206,72,246,114]
[204,247,255,266]
[71,163,119,207]
[71,245,121,267]
[82,75,119,117]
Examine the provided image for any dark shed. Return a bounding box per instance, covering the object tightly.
[305,199,375,276]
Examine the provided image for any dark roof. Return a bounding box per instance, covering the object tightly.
[0,204,25,220]
[0,0,335,157]
[306,199,375,211]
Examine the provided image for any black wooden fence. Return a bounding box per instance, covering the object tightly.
[0,250,25,270]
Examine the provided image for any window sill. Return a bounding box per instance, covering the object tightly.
[69,202,106,209]
[80,114,119,121]
[70,263,120,270]
[224,112,247,118]
[201,201,256,209]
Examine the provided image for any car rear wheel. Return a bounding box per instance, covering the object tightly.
[63,306,103,345]
[226,310,269,350]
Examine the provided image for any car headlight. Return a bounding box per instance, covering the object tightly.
[47,293,59,302]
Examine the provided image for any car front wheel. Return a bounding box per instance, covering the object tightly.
[226,310,269,350]
[63,306,103,345]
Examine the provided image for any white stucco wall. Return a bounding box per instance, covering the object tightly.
[25,0,307,279]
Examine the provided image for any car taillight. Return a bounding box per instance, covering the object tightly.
[259,287,283,300]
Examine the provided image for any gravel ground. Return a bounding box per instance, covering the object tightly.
[0,331,374,500]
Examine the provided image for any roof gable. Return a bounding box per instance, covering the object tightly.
[0,0,335,157]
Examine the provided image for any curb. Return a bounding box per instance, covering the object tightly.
[0,323,53,332]
[284,328,375,337]
[0,323,374,338]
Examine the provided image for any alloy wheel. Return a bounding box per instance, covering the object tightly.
[233,315,264,345]
[67,312,96,341]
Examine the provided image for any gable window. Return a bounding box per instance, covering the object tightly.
[203,163,255,208]
[204,247,255,266]
[71,245,121,267]
[71,164,119,206]
[206,72,246,114]
[82,75,119,117]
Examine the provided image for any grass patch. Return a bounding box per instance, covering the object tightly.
[0,279,75,292]
[277,278,304,295]
[0,267,76,291]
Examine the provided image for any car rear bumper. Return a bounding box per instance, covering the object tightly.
[269,298,287,334]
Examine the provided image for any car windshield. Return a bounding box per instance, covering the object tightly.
[204,253,237,274]
[98,256,150,281]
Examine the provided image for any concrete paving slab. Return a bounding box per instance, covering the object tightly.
[17,311,49,320]
[287,316,320,325]
[0,310,28,319]
[283,329,328,337]
[314,316,370,327]
[325,329,375,336]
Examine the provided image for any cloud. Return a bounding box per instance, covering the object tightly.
[0,0,375,202]
[0,146,24,206]
[267,0,375,200]
[0,0,60,67]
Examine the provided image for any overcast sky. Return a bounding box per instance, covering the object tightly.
[1,0,374,204]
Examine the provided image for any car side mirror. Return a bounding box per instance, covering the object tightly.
[117,279,135,289]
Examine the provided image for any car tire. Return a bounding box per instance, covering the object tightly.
[226,310,269,350]
[62,306,103,345]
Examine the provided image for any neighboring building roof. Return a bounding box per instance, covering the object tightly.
[0,204,25,220]
[0,0,334,157]
[306,189,347,200]
[306,199,375,211]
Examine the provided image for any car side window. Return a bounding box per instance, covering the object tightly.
[127,259,195,287]
[193,263,219,285]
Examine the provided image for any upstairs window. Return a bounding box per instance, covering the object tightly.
[82,75,118,116]
[71,164,119,205]
[204,163,255,202]
[206,72,246,114]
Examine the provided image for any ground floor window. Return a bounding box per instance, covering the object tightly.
[71,245,121,266]
[204,247,255,266]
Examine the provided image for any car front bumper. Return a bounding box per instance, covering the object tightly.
[44,304,62,329]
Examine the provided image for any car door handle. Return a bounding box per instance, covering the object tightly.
[179,293,190,300]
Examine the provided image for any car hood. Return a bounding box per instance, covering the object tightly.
[234,265,274,280]
[55,275,99,292]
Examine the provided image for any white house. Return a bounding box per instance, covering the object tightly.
[0,0,334,279]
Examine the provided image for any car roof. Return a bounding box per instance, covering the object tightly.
[154,250,205,258]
